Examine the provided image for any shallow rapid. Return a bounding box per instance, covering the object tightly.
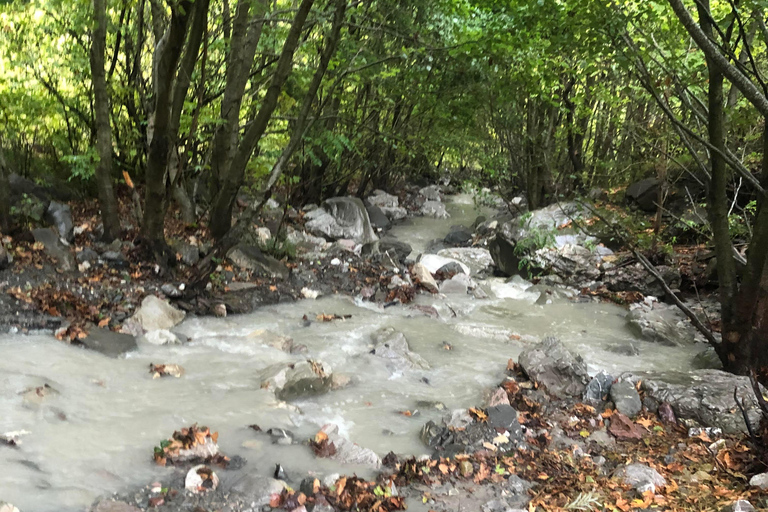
[0,196,704,511]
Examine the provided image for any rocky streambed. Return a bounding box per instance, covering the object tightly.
[1,188,761,512]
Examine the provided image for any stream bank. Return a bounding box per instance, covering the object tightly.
[1,186,762,512]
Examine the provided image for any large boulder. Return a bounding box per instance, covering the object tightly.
[32,227,76,271]
[130,295,185,332]
[227,244,289,279]
[438,248,494,274]
[518,336,590,398]
[44,201,74,243]
[420,200,449,219]
[371,327,430,371]
[368,190,399,208]
[619,370,766,433]
[443,227,473,247]
[603,264,681,297]
[531,244,601,284]
[261,360,333,401]
[366,204,391,231]
[81,327,138,357]
[626,302,695,346]
[420,254,470,275]
[626,178,661,212]
[305,197,378,244]
[419,185,441,201]
[489,234,522,276]
[412,262,439,293]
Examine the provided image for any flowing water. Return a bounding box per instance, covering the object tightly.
[0,196,705,511]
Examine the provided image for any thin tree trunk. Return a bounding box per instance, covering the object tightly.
[90,0,122,241]
[0,148,10,233]
[141,1,195,250]
[210,0,315,240]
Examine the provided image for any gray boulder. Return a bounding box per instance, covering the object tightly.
[45,201,74,242]
[604,264,681,297]
[518,336,589,398]
[489,234,522,276]
[614,463,666,492]
[626,303,695,346]
[610,381,642,418]
[532,244,601,284]
[584,370,614,403]
[227,244,289,279]
[619,370,766,433]
[626,178,661,212]
[170,239,200,266]
[230,474,286,508]
[130,295,185,332]
[305,197,378,244]
[420,200,449,218]
[438,248,494,274]
[381,205,408,221]
[32,227,75,271]
[419,185,441,201]
[444,227,473,247]
[261,360,333,401]
[368,190,399,208]
[371,327,430,371]
[81,327,137,357]
[378,238,412,262]
[366,204,391,231]
[317,423,381,467]
[439,275,469,295]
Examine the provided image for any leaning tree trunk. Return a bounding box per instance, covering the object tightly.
[90,0,122,241]
[141,0,195,254]
[209,0,315,240]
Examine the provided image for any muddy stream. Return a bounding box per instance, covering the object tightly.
[0,196,704,511]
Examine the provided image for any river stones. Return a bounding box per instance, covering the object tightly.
[518,336,589,398]
[261,360,333,401]
[371,327,430,371]
[130,295,185,333]
[618,370,765,434]
[304,197,378,244]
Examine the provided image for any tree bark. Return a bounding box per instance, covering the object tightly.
[209,0,315,240]
[90,0,122,241]
[0,148,10,234]
[141,1,195,249]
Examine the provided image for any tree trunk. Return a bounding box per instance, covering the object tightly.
[209,0,315,240]
[90,0,122,241]
[141,1,195,250]
[0,148,10,234]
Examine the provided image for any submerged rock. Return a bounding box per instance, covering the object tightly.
[619,370,765,433]
[518,336,589,398]
[261,360,333,401]
[371,327,430,371]
[81,327,138,357]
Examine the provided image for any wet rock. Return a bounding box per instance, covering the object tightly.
[368,190,400,208]
[371,327,430,370]
[610,381,642,418]
[518,336,589,398]
[227,244,289,279]
[614,463,666,492]
[722,501,756,512]
[532,244,601,284]
[305,197,378,244]
[81,327,137,357]
[318,423,381,467]
[439,276,468,295]
[658,402,676,424]
[261,360,333,401]
[381,205,408,221]
[45,201,74,242]
[583,370,613,403]
[749,472,768,489]
[444,227,473,247]
[160,283,182,298]
[692,347,723,370]
[603,264,681,297]
[131,295,185,332]
[185,464,219,494]
[607,342,640,356]
[412,262,439,293]
[170,239,200,266]
[248,329,294,352]
[90,501,141,512]
[437,261,467,277]
[488,387,511,407]
[21,383,59,405]
[267,428,295,445]
[230,474,285,507]
[420,200,449,218]
[489,234,522,277]
[76,247,98,263]
[419,185,441,201]
[626,303,695,346]
[487,404,520,433]
[142,329,182,345]
[420,254,470,275]
[366,204,391,231]
[421,408,525,456]
[32,227,75,271]
[626,177,661,212]
[438,247,494,274]
[620,370,764,433]
[378,238,412,262]
[286,228,329,255]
